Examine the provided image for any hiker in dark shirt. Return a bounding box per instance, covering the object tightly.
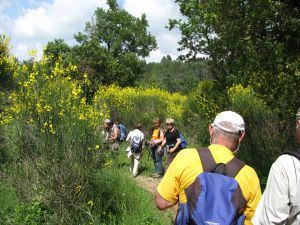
[161,118,181,171]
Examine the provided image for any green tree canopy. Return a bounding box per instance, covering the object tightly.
[170,0,300,82]
[44,39,72,61]
[72,0,157,89]
[0,35,15,91]
[171,0,300,116]
[76,1,157,58]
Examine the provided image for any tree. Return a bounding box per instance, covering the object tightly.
[0,34,15,91]
[73,0,157,88]
[138,58,210,94]
[80,1,157,58]
[171,0,300,115]
[170,0,300,82]
[44,39,72,62]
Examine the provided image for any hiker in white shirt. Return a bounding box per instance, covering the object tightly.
[126,123,144,178]
[252,108,300,225]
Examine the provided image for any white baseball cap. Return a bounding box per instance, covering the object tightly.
[212,111,245,134]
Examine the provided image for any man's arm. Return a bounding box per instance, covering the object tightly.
[161,137,166,147]
[169,137,181,153]
[111,126,120,140]
[155,191,176,210]
[252,156,290,224]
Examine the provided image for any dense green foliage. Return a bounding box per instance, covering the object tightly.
[0,35,15,92]
[73,0,156,89]
[138,57,211,94]
[43,0,157,94]
[170,0,300,116]
[1,0,300,223]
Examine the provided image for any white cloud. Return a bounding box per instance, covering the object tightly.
[123,0,183,62]
[8,0,107,60]
[2,0,185,62]
[13,0,107,39]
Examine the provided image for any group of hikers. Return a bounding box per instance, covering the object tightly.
[100,117,185,178]
[101,108,300,225]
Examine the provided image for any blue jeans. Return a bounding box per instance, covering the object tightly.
[150,145,163,175]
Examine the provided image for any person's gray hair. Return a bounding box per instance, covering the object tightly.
[213,126,240,143]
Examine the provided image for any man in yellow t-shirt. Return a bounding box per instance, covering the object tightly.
[155,111,261,225]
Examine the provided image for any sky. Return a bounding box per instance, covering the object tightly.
[0,0,184,62]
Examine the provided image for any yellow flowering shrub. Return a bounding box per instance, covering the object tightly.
[188,80,224,122]
[94,85,187,129]
[1,55,111,223]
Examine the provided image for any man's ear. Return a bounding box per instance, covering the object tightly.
[209,124,214,137]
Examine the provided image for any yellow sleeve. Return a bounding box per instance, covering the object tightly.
[238,166,262,225]
[157,157,180,204]
[157,148,202,204]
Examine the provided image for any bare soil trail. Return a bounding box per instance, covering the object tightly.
[134,175,178,221]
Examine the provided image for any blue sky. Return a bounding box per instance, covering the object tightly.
[0,0,184,62]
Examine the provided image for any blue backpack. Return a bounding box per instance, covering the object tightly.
[118,124,127,142]
[179,132,187,149]
[176,148,246,225]
[130,134,142,153]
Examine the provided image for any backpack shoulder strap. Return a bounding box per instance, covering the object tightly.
[282,149,300,160]
[225,157,245,178]
[197,148,217,172]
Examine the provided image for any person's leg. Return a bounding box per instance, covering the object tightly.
[127,148,132,171]
[132,156,140,177]
[111,142,120,159]
[164,151,178,172]
[150,146,157,173]
[130,155,134,174]
[155,148,163,175]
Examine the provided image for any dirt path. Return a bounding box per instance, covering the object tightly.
[135,175,178,220]
[135,175,161,193]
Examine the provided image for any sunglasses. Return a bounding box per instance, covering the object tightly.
[166,123,173,126]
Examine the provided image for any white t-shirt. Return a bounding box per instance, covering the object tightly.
[126,129,144,147]
[252,154,300,225]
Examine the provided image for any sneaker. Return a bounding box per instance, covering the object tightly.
[152,173,162,178]
[132,173,138,178]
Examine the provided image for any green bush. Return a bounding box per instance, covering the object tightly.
[184,80,226,146]
[11,199,50,225]
[0,57,108,224]
[0,182,19,223]
[227,84,289,178]
[94,85,187,136]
